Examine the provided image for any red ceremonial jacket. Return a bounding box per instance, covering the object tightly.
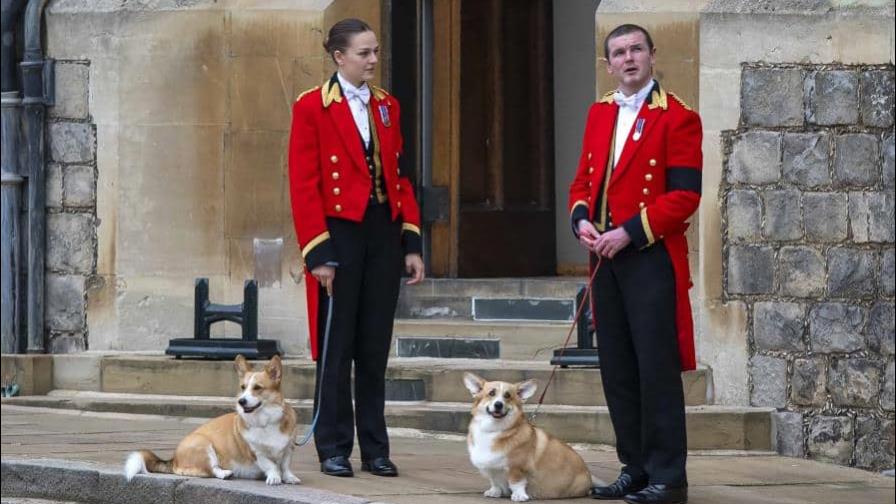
[288,75,422,359]
[568,81,702,371]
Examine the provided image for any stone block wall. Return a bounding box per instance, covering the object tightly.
[722,63,895,471]
[45,60,97,353]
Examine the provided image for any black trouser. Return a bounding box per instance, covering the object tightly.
[591,244,687,486]
[313,202,403,462]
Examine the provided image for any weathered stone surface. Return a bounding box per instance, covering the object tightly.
[828,357,881,408]
[849,192,895,243]
[783,132,831,188]
[48,122,95,164]
[750,355,787,408]
[48,333,87,354]
[803,193,848,243]
[763,190,803,241]
[826,247,876,298]
[50,62,90,120]
[46,213,95,274]
[773,411,805,458]
[883,129,895,189]
[809,303,865,353]
[63,165,96,208]
[834,134,879,188]
[882,360,895,412]
[808,416,854,466]
[860,69,895,128]
[728,131,782,185]
[854,417,895,471]
[726,189,762,241]
[741,67,804,127]
[46,163,63,209]
[779,246,825,297]
[754,301,805,351]
[808,70,859,126]
[866,303,895,356]
[45,274,86,332]
[882,248,895,297]
[792,357,827,406]
[727,245,775,295]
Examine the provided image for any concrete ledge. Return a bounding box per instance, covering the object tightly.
[0,355,54,396]
[1,458,368,504]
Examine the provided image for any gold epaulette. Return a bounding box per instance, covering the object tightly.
[371,85,389,101]
[669,92,692,111]
[598,90,615,104]
[321,79,343,108]
[296,86,320,102]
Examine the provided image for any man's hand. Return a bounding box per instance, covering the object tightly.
[405,254,425,285]
[311,265,335,297]
[577,220,600,251]
[593,227,632,259]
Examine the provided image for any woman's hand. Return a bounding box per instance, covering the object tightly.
[311,265,336,296]
[405,254,425,285]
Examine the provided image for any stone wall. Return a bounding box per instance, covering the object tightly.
[722,62,895,471]
[45,60,97,353]
[42,0,381,355]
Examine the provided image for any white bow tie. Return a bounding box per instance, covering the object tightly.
[344,84,371,105]
[613,92,640,111]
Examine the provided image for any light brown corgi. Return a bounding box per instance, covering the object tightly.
[124,355,300,485]
[463,372,596,501]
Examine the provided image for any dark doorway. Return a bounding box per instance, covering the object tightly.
[457,0,555,277]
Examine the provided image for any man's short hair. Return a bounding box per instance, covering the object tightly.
[603,24,654,59]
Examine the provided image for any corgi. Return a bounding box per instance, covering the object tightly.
[463,372,596,502]
[124,355,300,485]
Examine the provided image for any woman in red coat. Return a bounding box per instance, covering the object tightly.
[288,18,425,478]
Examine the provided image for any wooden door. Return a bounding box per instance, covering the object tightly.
[430,0,556,277]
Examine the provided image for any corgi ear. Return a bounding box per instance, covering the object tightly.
[234,355,251,376]
[516,379,538,401]
[265,355,282,382]
[463,372,485,396]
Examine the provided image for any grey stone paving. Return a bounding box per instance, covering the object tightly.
[2,404,893,504]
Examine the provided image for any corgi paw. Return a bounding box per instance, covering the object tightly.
[213,469,233,480]
[283,472,301,485]
[265,473,282,485]
[484,487,504,498]
[511,492,530,502]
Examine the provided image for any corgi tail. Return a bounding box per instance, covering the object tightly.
[590,473,606,487]
[124,450,173,481]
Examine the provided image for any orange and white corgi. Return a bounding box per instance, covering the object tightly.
[463,372,596,501]
[124,355,300,485]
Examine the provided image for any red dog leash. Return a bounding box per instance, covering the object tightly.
[529,255,602,422]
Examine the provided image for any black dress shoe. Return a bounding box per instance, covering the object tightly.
[623,484,687,504]
[361,456,398,477]
[320,455,354,477]
[591,472,648,499]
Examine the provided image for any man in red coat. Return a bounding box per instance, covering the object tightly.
[569,24,701,504]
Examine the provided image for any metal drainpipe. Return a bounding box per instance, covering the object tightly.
[1,0,28,353]
[1,94,25,354]
[20,0,50,353]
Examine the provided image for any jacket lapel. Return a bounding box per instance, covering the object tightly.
[592,103,619,186]
[322,75,369,174]
[369,95,391,156]
[610,82,666,185]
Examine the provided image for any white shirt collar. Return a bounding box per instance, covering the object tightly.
[337,72,370,104]
[613,79,655,110]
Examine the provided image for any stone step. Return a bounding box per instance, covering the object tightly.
[401,277,585,299]
[2,391,771,451]
[77,354,709,406]
[396,277,587,321]
[391,319,575,360]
